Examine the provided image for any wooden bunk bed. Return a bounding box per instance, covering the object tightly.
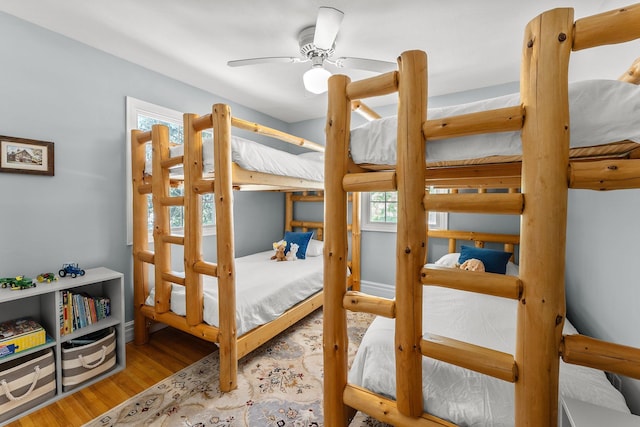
[323,4,640,426]
[130,104,360,392]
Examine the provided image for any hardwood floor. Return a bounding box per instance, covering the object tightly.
[6,327,216,427]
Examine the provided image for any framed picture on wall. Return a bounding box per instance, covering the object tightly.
[0,135,54,176]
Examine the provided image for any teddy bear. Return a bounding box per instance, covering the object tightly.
[270,240,287,261]
[459,258,485,272]
[286,242,299,261]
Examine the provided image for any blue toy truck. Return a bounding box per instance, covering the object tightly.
[58,263,85,278]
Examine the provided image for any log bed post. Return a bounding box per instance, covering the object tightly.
[395,50,428,417]
[517,8,573,426]
[212,104,238,392]
[324,73,352,426]
[184,113,204,326]
[151,124,172,315]
[131,129,151,345]
[285,192,293,232]
[349,192,361,292]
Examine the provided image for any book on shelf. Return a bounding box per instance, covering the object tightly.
[0,318,46,357]
[59,290,111,335]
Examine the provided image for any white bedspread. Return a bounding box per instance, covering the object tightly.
[145,250,323,336]
[350,79,640,165]
[145,135,324,182]
[348,279,630,426]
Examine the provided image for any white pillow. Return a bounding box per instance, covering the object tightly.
[505,261,519,276]
[433,252,460,268]
[305,239,324,257]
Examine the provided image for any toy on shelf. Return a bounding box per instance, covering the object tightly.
[37,273,58,283]
[58,263,85,278]
[0,276,36,290]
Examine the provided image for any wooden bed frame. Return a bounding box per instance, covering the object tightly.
[323,4,640,426]
[130,104,360,392]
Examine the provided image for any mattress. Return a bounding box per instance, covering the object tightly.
[145,135,324,182]
[145,250,323,336]
[350,79,640,166]
[348,269,630,426]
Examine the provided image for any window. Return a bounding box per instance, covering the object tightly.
[361,188,448,232]
[126,97,215,244]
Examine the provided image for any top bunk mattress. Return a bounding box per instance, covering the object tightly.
[145,135,324,182]
[350,79,640,167]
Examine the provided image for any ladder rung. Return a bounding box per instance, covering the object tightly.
[423,193,523,215]
[343,171,396,192]
[137,183,152,195]
[136,250,154,264]
[193,260,217,276]
[421,333,517,382]
[135,130,152,144]
[161,155,184,169]
[343,291,396,318]
[424,105,524,141]
[193,178,215,195]
[160,196,184,206]
[162,235,184,245]
[161,271,185,286]
[421,265,521,300]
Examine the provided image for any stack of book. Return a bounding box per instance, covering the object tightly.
[0,318,46,357]
[59,290,111,335]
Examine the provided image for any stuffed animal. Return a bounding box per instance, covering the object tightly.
[286,243,299,261]
[271,240,287,261]
[459,258,485,272]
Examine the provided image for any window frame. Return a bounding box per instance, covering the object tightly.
[361,189,448,232]
[125,97,215,245]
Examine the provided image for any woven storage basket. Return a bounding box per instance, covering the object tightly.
[0,348,56,423]
[62,327,116,392]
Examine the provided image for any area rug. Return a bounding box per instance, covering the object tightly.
[84,309,390,427]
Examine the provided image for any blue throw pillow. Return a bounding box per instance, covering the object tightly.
[458,245,512,274]
[283,231,314,260]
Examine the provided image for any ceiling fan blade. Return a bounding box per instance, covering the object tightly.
[333,57,397,73]
[227,57,305,67]
[313,7,344,50]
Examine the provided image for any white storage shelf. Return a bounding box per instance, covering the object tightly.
[0,267,125,425]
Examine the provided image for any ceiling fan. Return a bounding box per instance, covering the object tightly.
[227,7,397,94]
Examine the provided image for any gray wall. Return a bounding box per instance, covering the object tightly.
[0,12,289,324]
[566,189,640,413]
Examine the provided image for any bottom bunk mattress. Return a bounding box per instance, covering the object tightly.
[145,250,323,336]
[348,279,630,426]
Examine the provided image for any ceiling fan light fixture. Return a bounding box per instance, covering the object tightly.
[303,65,331,94]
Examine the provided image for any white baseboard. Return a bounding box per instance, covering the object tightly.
[125,320,135,343]
[359,280,395,299]
[125,320,167,343]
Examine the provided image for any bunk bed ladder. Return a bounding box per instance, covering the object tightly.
[130,124,188,342]
[419,9,574,422]
[131,128,153,345]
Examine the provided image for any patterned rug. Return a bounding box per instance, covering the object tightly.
[83,309,389,427]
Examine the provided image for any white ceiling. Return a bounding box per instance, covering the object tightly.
[1,1,638,123]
